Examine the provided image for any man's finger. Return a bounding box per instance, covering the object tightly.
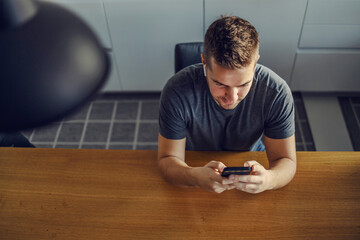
[211,172,225,183]
[205,160,226,171]
[222,178,235,185]
[244,161,266,174]
[251,163,265,175]
[213,182,227,193]
[235,182,259,193]
[231,175,262,184]
[244,160,260,168]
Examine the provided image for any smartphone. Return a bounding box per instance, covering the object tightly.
[221,167,252,177]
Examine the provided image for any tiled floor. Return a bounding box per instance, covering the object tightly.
[22,92,315,151]
[22,93,160,150]
[338,96,360,151]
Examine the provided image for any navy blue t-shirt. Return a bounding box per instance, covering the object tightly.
[159,63,295,151]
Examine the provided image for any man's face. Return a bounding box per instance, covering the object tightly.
[202,55,258,110]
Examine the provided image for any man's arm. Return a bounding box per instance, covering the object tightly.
[157,133,234,193]
[263,134,297,190]
[230,134,296,193]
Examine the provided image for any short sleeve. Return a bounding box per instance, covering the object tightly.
[264,85,295,139]
[158,83,187,140]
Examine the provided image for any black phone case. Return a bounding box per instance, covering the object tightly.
[221,167,252,177]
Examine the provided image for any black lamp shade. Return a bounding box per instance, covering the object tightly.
[0,0,110,132]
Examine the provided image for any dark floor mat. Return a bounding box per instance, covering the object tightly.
[293,92,316,151]
[338,96,360,151]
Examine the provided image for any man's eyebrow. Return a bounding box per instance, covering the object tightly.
[238,80,253,86]
[211,78,227,86]
[211,78,252,87]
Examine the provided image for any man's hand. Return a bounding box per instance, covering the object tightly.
[230,161,273,194]
[189,161,235,194]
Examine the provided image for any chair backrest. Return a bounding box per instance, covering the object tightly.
[174,42,204,73]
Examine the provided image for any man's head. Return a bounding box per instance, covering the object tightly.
[202,16,260,110]
[203,16,259,70]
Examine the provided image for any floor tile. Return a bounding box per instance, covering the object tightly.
[81,144,106,149]
[137,123,159,142]
[64,104,90,121]
[58,123,84,142]
[111,123,136,142]
[84,123,110,142]
[55,144,79,149]
[32,123,60,142]
[89,102,115,120]
[141,101,160,120]
[136,144,158,150]
[115,102,139,120]
[303,93,353,151]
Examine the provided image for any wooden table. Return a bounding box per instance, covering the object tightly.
[0,148,359,239]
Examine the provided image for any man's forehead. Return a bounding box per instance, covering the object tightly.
[206,57,255,85]
[208,56,256,70]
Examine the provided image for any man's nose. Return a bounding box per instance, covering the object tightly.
[226,87,239,102]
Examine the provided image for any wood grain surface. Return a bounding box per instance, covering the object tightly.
[0,148,359,239]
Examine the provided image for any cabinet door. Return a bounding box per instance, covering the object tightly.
[104,0,203,91]
[205,0,307,83]
[299,0,360,49]
[291,50,360,92]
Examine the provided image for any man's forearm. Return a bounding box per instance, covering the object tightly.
[158,157,197,187]
[268,157,297,190]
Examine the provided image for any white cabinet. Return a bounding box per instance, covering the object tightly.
[103,0,203,91]
[291,0,360,91]
[205,0,307,84]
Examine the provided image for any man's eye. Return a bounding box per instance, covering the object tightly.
[215,82,223,87]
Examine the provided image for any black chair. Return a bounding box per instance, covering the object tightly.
[174,42,204,73]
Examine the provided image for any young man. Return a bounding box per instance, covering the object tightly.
[158,16,296,194]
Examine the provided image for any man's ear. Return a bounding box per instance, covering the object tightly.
[201,54,206,65]
[201,54,207,77]
[255,46,260,62]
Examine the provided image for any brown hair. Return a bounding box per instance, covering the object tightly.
[204,16,259,69]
